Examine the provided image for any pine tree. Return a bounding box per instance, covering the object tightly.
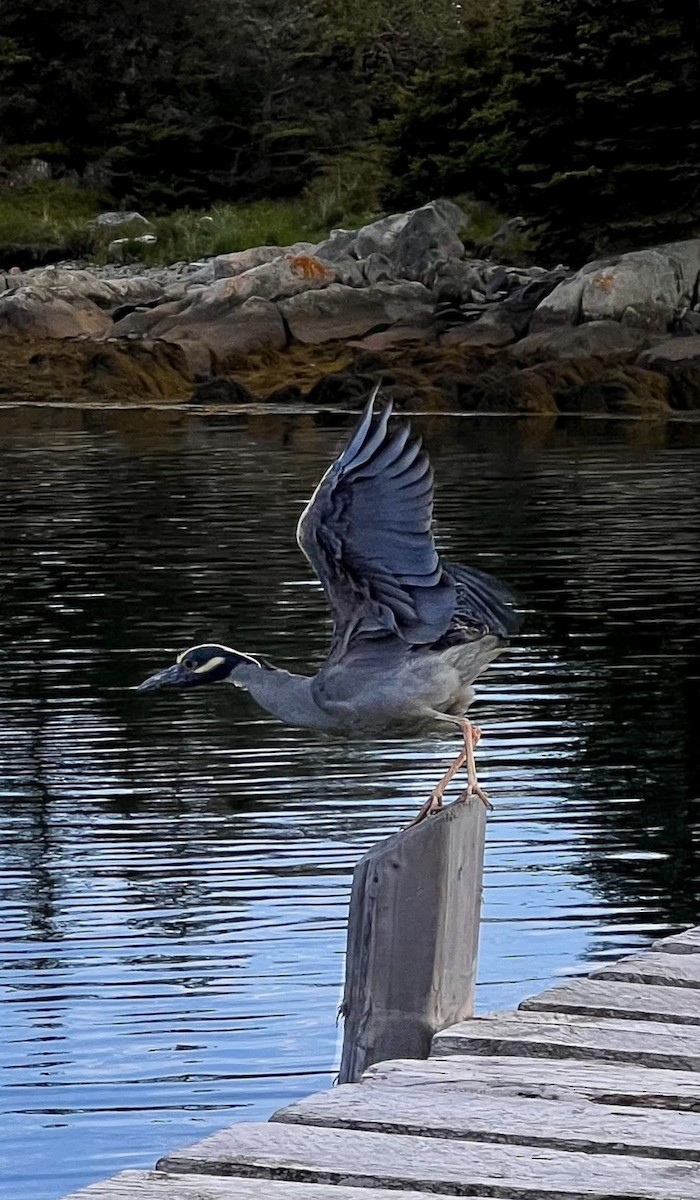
[507,0,700,259]
[383,0,700,263]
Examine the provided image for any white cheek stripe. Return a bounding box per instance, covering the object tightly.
[194,656,225,674]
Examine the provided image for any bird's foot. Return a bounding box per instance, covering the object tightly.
[409,788,444,827]
[458,781,493,812]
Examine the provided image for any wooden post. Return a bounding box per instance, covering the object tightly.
[338,797,487,1084]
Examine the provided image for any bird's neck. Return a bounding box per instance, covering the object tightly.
[228,661,331,730]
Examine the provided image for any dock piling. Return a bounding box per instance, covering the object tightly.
[338,795,487,1084]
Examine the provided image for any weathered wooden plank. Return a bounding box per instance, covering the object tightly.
[432,1012,700,1069]
[654,929,700,955]
[272,1080,700,1160]
[365,1053,700,1109]
[520,978,700,1024]
[157,1119,700,1198]
[340,799,486,1083]
[591,952,700,989]
[60,1169,468,1200]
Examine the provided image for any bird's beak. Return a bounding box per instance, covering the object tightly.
[137,662,193,691]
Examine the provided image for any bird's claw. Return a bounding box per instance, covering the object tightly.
[408,790,443,827]
[461,781,493,811]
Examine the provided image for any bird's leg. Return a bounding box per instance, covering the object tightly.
[410,748,468,826]
[459,718,492,810]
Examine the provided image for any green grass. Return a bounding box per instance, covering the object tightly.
[0,144,389,267]
[0,181,103,253]
[0,150,533,269]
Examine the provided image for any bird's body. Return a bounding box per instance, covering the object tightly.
[138,388,521,816]
[227,630,502,738]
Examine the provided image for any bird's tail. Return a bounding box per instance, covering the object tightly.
[445,561,523,638]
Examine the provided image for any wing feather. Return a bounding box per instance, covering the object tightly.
[297,388,456,655]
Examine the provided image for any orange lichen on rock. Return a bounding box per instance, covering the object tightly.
[287,254,334,281]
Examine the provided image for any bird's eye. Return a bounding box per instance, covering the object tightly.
[183,658,196,671]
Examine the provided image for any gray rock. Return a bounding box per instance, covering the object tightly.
[439,311,517,348]
[115,295,287,362]
[314,230,357,263]
[361,253,403,285]
[7,157,52,187]
[181,253,338,317]
[9,267,164,311]
[510,321,651,363]
[212,245,284,279]
[0,287,111,338]
[280,281,434,344]
[347,326,433,352]
[353,200,466,281]
[285,242,317,256]
[534,239,700,330]
[392,200,465,280]
[89,211,154,231]
[638,336,700,369]
[353,212,412,260]
[430,260,484,302]
[331,257,365,288]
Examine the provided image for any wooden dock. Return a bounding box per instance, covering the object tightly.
[63,924,700,1200]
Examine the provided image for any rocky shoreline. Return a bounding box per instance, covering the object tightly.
[2,199,700,413]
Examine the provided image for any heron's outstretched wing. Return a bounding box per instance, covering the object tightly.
[297,386,456,656]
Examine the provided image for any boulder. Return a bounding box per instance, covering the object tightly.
[361,254,402,285]
[534,239,700,330]
[12,267,164,311]
[353,211,411,260]
[639,335,700,368]
[111,255,336,356]
[348,326,433,352]
[7,157,52,187]
[0,287,111,338]
[279,281,434,344]
[212,245,285,279]
[156,296,288,363]
[171,253,336,319]
[510,321,650,363]
[89,211,154,231]
[330,257,365,288]
[392,200,465,280]
[637,336,700,408]
[314,230,357,263]
[429,260,484,302]
[352,200,466,281]
[439,312,517,348]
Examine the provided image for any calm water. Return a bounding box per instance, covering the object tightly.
[1,406,700,1200]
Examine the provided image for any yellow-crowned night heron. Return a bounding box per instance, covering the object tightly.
[138,386,521,822]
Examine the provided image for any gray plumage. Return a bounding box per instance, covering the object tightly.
[138,386,521,748]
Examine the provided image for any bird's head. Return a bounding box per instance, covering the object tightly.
[137,644,261,692]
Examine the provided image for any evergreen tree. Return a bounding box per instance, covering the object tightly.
[384,0,700,262]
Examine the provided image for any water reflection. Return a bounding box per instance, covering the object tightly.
[1,407,699,1200]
